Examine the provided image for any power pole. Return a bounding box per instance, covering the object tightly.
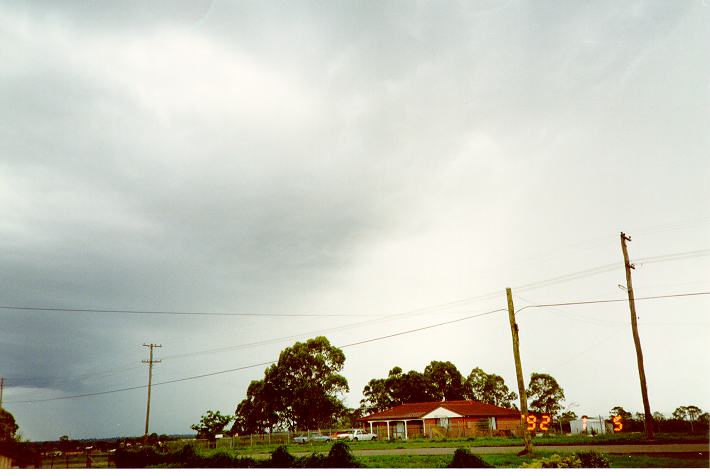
[142,343,162,440]
[506,288,533,455]
[0,377,4,408]
[620,232,654,440]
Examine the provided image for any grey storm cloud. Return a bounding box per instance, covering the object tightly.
[0,1,707,440]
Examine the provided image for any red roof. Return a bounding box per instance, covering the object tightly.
[361,400,520,421]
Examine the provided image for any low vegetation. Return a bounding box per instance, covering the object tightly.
[447,448,492,468]
[113,441,361,469]
[110,440,708,469]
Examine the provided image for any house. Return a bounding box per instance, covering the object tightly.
[359,400,523,440]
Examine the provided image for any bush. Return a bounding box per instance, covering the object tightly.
[117,441,363,469]
[113,446,163,468]
[520,454,582,468]
[576,451,611,468]
[448,448,492,468]
[269,445,295,468]
[294,453,327,468]
[324,441,361,468]
[114,444,259,468]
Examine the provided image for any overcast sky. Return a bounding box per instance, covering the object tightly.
[1,0,708,441]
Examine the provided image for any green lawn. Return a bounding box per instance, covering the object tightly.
[357,451,709,469]
[223,432,708,456]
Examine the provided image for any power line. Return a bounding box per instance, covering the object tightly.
[338,308,505,350]
[4,308,507,404]
[0,305,379,318]
[4,250,707,390]
[635,249,710,265]
[159,304,500,361]
[6,288,709,404]
[514,291,710,314]
[2,248,705,319]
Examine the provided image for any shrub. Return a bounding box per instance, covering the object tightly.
[166,445,200,467]
[324,441,361,468]
[294,453,327,468]
[269,445,295,468]
[576,451,611,468]
[113,446,166,468]
[520,454,582,468]
[115,444,259,468]
[448,448,492,468]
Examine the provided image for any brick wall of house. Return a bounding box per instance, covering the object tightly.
[366,415,523,439]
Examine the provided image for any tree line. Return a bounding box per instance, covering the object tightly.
[228,336,566,434]
[608,405,709,433]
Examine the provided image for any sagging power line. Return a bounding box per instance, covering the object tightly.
[1,248,706,319]
[4,288,708,405]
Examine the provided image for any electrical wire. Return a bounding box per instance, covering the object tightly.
[6,288,708,404]
[0,248,705,320]
[3,249,707,391]
[4,308,507,404]
[0,306,380,318]
[514,291,710,314]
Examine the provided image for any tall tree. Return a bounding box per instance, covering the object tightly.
[677,405,703,432]
[234,380,278,434]
[672,406,688,420]
[0,408,18,442]
[651,411,666,421]
[233,336,348,432]
[558,410,578,422]
[610,406,633,420]
[360,366,438,414]
[685,405,703,421]
[423,361,466,401]
[526,373,565,416]
[465,367,518,408]
[394,370,434,404]
[360,367,402,414]
[191,410,234,442]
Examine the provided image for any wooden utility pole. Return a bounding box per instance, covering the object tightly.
[506,288,533,455]
[620,232,654,440]
[0,377,4,408]
[142,343,162,439]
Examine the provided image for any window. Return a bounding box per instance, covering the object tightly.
[438,418,449,428]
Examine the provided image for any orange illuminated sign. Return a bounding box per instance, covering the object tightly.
[612,415,623,432]
[523,413,552,432]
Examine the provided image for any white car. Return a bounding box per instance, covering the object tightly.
[336,429,377,441]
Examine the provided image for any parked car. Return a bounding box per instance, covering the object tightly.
[293,432,332,444]
[309,433,332,443]
[336,429,377,441]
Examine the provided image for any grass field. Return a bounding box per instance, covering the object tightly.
[44,450,708,469]
[217,432,708,456]
[40,433,709,468]
[357,452,709,469]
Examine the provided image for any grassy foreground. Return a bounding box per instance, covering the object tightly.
[356,452,709,469]
[221,432,708,456]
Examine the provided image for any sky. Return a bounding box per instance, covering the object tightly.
[1,0,708,441]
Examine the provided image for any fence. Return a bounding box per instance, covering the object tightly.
[185,422,522,450]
